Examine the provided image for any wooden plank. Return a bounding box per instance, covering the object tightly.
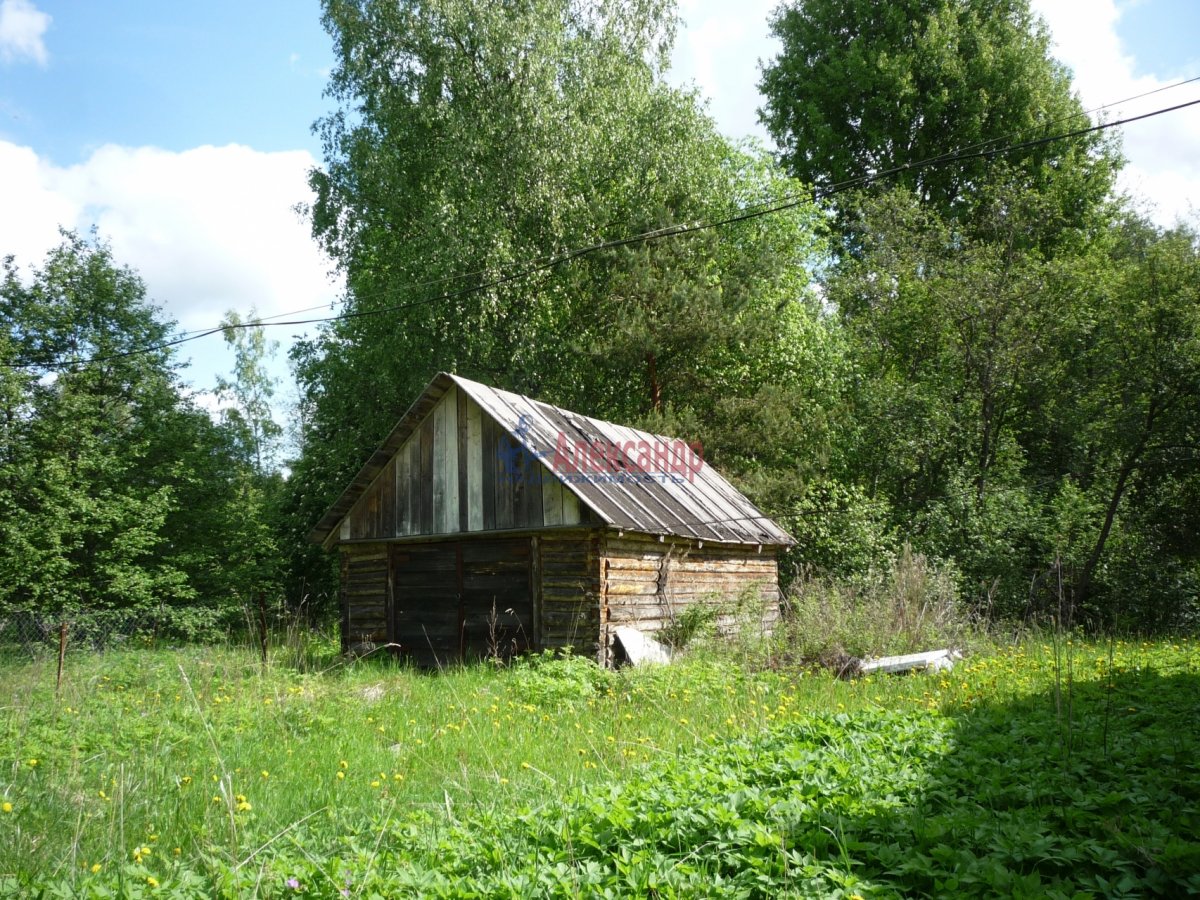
[442,388,460,533]
[481,414,496,530]
[457,386,469,532]
[433,396,448,534]
[455,542,465,661]
[562,487,581,525]
[402,440,414,535]
[377,458,392,538]
[859,649,960,676]
[530,536,542,650]
[542,477,563,526]
[517,441,543,529]
[466,399,483,531]
[394,444,409,536]
[494,433,515,530]
[419,416,434,534]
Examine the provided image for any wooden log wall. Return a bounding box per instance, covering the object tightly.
[343,387,583,541]
[341,544,389,650]
[538,532,602,661]
[599,534,780,660]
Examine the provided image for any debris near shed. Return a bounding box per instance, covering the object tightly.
[834,649,962,679]
[612,626,672,667]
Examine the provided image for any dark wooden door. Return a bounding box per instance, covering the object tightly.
[460,538,534,660]
[390,538,533,666]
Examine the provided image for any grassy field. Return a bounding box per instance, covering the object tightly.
[0,636,1197,897]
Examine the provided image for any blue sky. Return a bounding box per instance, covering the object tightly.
[2,0,1199,414]
[2,0,331,161]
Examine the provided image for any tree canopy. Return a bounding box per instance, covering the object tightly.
[759,0,1119,228]
[285,0,838,608]
[0,234,283,637]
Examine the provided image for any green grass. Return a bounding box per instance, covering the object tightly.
[0,637,1197,897]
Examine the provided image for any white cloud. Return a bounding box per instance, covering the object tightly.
[668,0,778,144]
[1030,0,1200,227]
[0,0,50,66]
[0,140,342,392]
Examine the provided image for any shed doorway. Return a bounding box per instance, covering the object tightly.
[389,537,534,665]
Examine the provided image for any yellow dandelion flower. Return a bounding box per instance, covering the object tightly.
[90,863,101,873]
[212,796,221,804]
[147,876,159,888]
[339,760,348,769]
[236,800,252,812]
[1,801,11,813]
[499,777,509,784]
[520,761,532,769]
[336,771,345,780]
[27,758,38,768]
[370,780,380,788]
[393,773,404,781]
[261,770,269,779]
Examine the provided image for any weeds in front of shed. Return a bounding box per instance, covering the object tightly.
[779,544,976,664]
[1,637,1197,897]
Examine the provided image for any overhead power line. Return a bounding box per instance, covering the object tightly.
[6,90,1200,373]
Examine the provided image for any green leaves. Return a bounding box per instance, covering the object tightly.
[760,0,1119,229]
[0,234,284,633]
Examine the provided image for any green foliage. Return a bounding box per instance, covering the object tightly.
[2,641,1196,897]
[0,234,198,617]
[760,0,1119,229]
[215,311,284,608]
[823,184,1200,628]
[0,234,287,630]
[508,649,614,705]
[658,600,721,651]
[782,544,969,660]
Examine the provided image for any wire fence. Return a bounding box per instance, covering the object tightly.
[0,605,341,692]
[0,609,154,660]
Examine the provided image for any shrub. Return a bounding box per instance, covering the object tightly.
[508,649,612,705]
[779,544,972,662]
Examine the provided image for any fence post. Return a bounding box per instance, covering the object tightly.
[55,621,68,698]
[257,592,269,668]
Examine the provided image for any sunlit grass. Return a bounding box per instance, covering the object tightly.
[0,635,1196,896]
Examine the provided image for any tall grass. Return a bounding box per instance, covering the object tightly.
[778,544,976,663]
[0,629,1195,896]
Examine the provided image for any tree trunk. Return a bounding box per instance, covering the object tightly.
[646,351,662,413]
[1076,409,1157,606]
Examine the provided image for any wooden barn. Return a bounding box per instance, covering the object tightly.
[309,373,794,666]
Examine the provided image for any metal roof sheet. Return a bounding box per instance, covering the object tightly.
[309,372,794,547]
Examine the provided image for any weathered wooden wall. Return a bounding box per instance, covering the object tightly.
[341,529,778,667]
[599,533,780,664]
[341,543,389,651]
[342,387,584,542]
[387,537,535,666]
[537,532,602,659]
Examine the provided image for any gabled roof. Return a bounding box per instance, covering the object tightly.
[309,373,794,547]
